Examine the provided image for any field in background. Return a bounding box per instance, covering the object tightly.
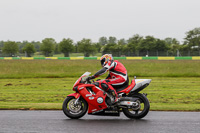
[0,60,200,111]
[0,60,200,79]
[0,77,199,111]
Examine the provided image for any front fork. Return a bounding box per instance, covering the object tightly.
[74,96,80,106]
[67,93,81,106]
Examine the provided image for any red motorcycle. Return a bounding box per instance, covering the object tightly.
[63,72,151,119]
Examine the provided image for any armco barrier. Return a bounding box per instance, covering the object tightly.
[113,57,126,60]
[175,57,192,60]
[12,57,21,59]
[84,57,97,60]
[22,57,34,60]
[192,56,200,60]
[58,57,70,60]
[0,57,200,60]
[70,57,84,60]
[158,57,175,60]
[126,57,142,60]
[142,57,158,60]
[34,57,45,59]
[45,57,58,60]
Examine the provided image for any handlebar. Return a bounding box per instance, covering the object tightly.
[86,78,91,84]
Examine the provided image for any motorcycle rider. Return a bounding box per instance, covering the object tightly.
[87,54,129,104]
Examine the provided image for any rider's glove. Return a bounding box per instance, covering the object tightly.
[86,75,95,81]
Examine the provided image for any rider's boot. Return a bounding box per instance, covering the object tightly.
[99,81,120,104]
[108,89,120,104]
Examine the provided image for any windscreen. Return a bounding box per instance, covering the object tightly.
[81,72,91,81]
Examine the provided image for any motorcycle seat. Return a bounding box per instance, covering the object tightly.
[115,84,128,92]
[115,79,136,93]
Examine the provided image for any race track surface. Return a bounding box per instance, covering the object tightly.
[0,111,199,133]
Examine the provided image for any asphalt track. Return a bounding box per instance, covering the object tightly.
[0,111,199,133]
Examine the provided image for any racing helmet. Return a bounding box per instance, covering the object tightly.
[100,54,113,67]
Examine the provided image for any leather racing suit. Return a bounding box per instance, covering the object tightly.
[92,60,129,98]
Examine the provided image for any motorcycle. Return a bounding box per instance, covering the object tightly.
[62,72,151,119]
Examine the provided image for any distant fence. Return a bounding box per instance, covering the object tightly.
[1,56,200,60]
[103,50,200,57]
[1,50,200,57]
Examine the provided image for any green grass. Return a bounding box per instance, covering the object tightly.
[0,77,200,111]
[0,60,200,111]
[0,60,200,79]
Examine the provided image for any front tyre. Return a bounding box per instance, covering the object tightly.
[62,96,88,119]
[122,93,150,119]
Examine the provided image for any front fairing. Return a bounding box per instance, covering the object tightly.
[73,72,91,89]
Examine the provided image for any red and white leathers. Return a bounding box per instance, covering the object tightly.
[92,60,129,98]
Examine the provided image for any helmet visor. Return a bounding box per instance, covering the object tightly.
[101,58,106,66]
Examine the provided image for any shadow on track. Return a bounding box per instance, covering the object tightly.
[63,118,149,125]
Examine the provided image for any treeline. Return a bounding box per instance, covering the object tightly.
[0,27,200,57]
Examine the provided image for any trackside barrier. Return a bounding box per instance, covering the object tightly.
[22,57,34,60]
[113,57,126,60]
[175,57,192,60]
[84,57,97,60]
[45,57,57,60]
[58,57,70,60]
[0,57,200,60]
[70,57,84,60]
[142,57,158,60]
[192,56,200,60]
[126,57,142,60]
[34,57,46,59]
[158,57,175,60]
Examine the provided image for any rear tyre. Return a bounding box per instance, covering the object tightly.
[62,96,88,119]
[122,93,150,119]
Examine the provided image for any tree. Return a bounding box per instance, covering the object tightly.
[126,34,143,55]
[102,43,116,52]
[164,37,180,46]
[102,43,120,56]
[0,41,4,49]
[31,41,41,52]
[101,37,118,56]
[137,36,156,52]
[77,39,97,57]
[0,41,4,55]
[18,41,29,53]
[22,43,36,57]
[123,43,136,55]
[154,39,168,51]
[94,43,102,53]
[59,38,74,57]
[98,37,107,45]
[40,38,56,57]
[184,27,200,51]
[118,38,127,45]
[108,36,117,44]
[2,41,18,57]
[127,34,143,44]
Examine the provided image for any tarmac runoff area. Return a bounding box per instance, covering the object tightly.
[0,111,199,133]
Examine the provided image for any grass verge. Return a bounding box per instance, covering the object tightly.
[0,77,199,111]
[0,60,200,78]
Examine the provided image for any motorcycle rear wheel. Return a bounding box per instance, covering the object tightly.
[122,93,150,119]
[62,96,88,119]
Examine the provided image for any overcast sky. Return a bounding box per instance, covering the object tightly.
[0,0,200,43]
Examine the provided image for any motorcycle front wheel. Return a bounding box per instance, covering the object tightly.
[62,96,88,119]
[122,93,150,119]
